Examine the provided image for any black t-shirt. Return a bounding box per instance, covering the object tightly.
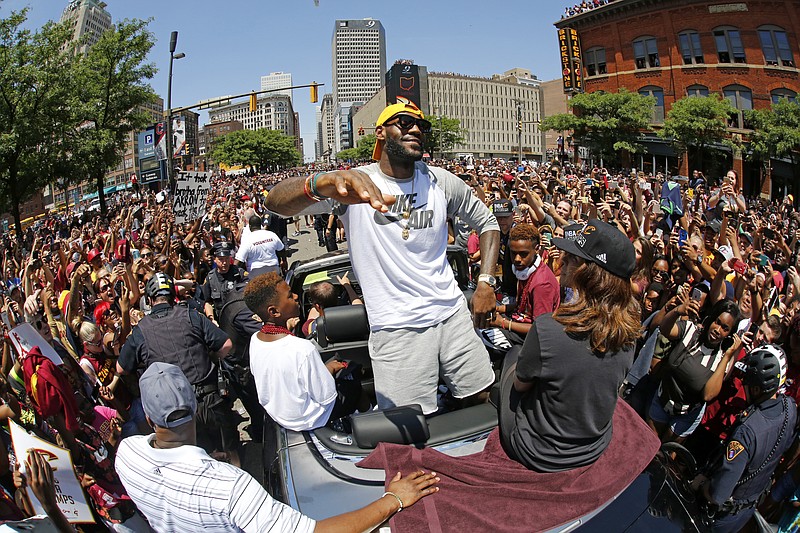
[510,313,634,472]
[660,321,724,410]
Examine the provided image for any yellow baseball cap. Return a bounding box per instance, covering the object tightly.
[372,103,425,161]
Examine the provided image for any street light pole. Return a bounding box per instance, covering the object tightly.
[166,31,185,190]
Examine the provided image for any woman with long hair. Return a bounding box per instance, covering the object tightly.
[646,297,741,443]
[708,169,746,214]
[498,219,640,472]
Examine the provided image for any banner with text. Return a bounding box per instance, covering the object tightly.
[8,323,63,365]
[173,171,211,224]
[9,420,94,523]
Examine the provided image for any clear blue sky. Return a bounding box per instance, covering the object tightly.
[3,0,568,161]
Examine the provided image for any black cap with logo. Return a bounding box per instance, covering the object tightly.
[492,200,514,218]
[551,219,636,278]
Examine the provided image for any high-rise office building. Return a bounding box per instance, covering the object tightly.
[331,19,386,153]
[260,71,293,99]
[59,0,112,55]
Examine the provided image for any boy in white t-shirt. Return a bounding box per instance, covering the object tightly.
[243,272,364,431]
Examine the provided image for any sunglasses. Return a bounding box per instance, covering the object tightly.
[85,338,102,347]
[385,115,432,133]
[142,252,153,258]
[99,285,113,292]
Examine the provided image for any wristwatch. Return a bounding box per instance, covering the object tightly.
[477,274,497,288]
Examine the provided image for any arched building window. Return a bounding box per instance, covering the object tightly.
[585,47,607,76]
[723,85,753,128]
[633,36,660,69]
[713,27,746,63]
[678,30,704,65]
[758,26,795,67]
[686,84,709,97]
[639,86,665,123]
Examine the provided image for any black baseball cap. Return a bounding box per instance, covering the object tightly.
[551,219,636,278]
[492,200,513,218]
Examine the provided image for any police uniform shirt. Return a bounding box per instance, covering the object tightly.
[709,396,797,506]
[118,303,229,382]
[200,266,245,308]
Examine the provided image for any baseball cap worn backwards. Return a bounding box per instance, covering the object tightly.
[139,362,197,429]
[551,219,636,279]
[372,103,425,161]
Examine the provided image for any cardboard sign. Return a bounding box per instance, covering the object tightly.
[8,323,63,365]
[173,171,211,224]
[9,420,94,524]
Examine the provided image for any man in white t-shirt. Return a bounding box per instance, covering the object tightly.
[265,102,500,414]
[234,214,285,278]
[116,362,440,533]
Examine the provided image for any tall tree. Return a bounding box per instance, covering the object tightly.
[71,18,157,215]
[337,134,376,162]
[0,9,76,242]
[660,94,735,173]
[746,99,800,198]
[209,129,302,171]
[541,89,654,165]
[426,115,467,158]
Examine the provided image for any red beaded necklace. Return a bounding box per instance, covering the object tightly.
[260,323,293,336]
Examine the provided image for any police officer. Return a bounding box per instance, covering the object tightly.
[201,241,247,322]
[697,344,796,532]
[116,273,241,466]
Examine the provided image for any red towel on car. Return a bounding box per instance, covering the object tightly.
[358,401,660,533]
[22,346,80,432]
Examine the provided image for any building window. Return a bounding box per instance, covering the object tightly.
[686,84,709,97]
[678,31,704,64]
[633,36,660,69]
[771,88,797,104]
[714,27,746,63]
[723,85,753,128]
[585,47,607,76]
[639,86,665,123]
[758,26,795,67]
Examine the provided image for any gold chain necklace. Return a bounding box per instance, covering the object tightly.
[380,169,416,240]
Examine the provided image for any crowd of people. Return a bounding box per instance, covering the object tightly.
[0,100,797,531]
[561,0,614,18]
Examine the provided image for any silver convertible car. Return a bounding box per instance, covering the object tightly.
[258,247,750,532]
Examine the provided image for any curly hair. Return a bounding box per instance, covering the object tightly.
[554,260,641,354]
[243,271,283,320]
[509,223,540,245]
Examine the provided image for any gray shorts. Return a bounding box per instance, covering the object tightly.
[368,303,494,415]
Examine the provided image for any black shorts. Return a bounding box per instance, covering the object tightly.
[196,391,240,453]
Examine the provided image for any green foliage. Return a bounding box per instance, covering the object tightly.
[426,115,467,157]
[337,134,376,162]
[541,89,654,163]
[70,18,157,214]
[0,8,76,238]
[660,95,735,170]
[209,129,302,171]
[746,99,800,164]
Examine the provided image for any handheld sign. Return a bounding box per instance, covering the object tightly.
[9,420,94,523]
[173,171,211,224]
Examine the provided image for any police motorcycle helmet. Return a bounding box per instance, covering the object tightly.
[145,272,176,301]
[742,344,788,400]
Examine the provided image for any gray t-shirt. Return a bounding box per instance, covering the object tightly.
[510,313,634,472]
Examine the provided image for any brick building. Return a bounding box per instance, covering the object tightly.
[555,0,800,197]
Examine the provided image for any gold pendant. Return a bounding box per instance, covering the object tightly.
[402,227,410,240]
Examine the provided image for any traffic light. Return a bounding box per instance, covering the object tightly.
[358,126,365,136]
[249,92,257,112]
[517,120,523,131]
[310,82,318,103]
